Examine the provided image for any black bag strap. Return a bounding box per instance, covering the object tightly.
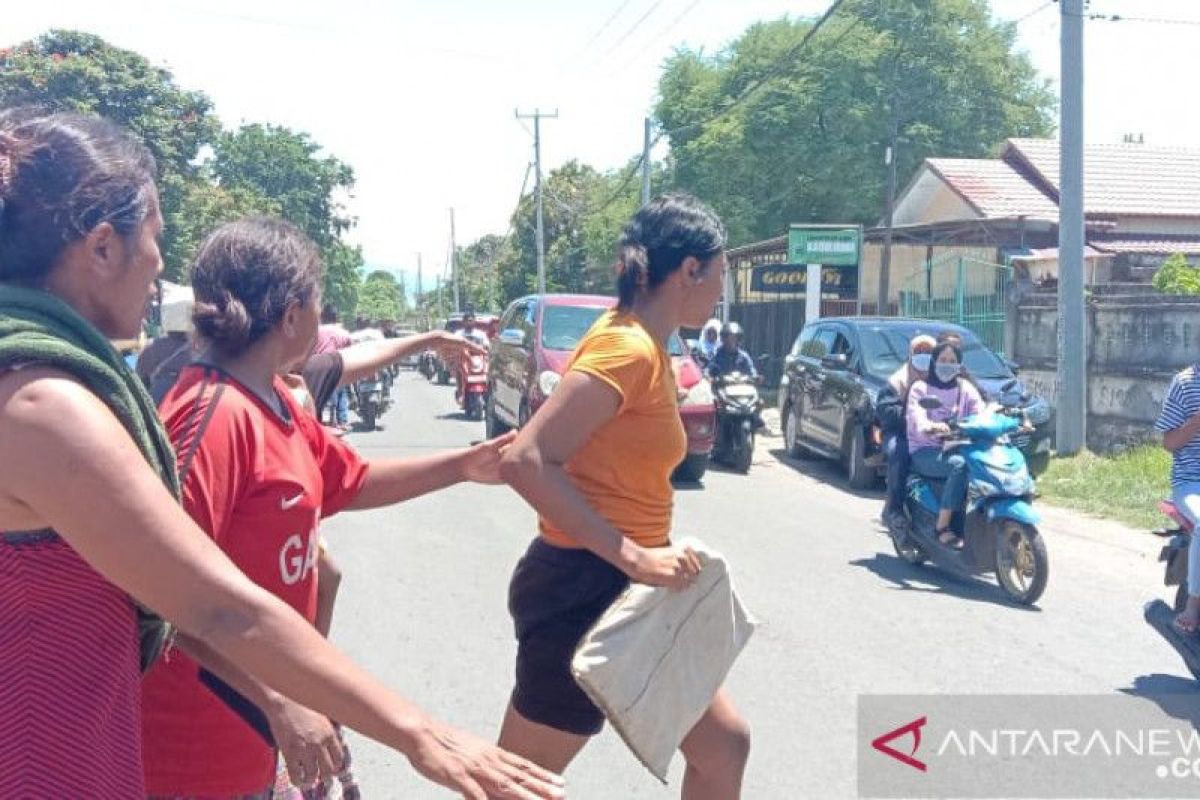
[176,367,226,486]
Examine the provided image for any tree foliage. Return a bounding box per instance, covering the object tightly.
[356,271,406,323]
[0,30,365,311]
[655,0,1056,244]
[1153,254,1200,295]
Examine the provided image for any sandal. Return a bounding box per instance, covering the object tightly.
[937,528,963,549]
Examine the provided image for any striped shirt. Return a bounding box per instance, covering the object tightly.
[1156,366,1200,486]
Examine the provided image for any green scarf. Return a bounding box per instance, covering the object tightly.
[0,283,177,671]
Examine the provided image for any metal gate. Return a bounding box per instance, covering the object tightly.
[898,256,1012,356]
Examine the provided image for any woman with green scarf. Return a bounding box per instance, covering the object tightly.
[0,109,563,800]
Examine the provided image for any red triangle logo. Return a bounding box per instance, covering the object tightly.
[871,716,928,772]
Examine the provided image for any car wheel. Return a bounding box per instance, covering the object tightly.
[672,453,708,482]
[486,394,511,438]
[784,403,810,459]
[846,425,875,490]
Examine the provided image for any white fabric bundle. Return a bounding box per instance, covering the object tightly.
[571,538,757,782]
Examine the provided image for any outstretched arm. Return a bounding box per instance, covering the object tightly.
[338,331,485,386]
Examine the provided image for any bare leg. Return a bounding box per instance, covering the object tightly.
[497,701,590,775]
[680,689,751,800]
[1176,595,1200,633]
[936,509,954,541]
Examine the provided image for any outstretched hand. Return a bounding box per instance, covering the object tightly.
[405,718,566,799]
[460,432,518,485]
[426,331,488,365]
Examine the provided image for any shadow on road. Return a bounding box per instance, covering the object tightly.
[1121,675,1200,727]
[850,550,1043,611]
[767,447,885,500]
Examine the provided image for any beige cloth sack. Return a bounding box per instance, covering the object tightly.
[570,538,757,782]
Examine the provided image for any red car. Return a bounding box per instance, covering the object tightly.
[487,294,716,480]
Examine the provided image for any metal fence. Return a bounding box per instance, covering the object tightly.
[898,256,1012,356]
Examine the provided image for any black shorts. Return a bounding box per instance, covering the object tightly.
[508,538,630,736]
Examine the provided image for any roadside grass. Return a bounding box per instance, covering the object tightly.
[1037,446,1172,531]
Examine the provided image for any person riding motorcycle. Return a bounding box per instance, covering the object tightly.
[877,335,936,531]
[459,312,491,349]
[905,341,983,548]
[695,318,722,366]
[707,322,764,431]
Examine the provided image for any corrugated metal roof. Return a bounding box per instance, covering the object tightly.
[1090,236,1200,255]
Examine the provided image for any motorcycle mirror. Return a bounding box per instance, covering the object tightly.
[918,397,943,410]
[1000,379,1019,394]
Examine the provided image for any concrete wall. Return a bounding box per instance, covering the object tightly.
[1012,292,1200,451]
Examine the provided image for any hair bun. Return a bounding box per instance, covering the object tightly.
[192,291,253,353]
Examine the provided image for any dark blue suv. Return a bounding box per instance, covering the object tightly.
[778,318,1054,489]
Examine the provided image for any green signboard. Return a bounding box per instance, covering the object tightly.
[787,226,861,267]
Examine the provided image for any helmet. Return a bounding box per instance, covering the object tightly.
[720,322,743,339]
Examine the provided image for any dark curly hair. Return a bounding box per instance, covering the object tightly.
[190,217,322,357]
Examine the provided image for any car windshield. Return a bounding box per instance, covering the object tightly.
[859,325,1010,380]
[541,305,609,351]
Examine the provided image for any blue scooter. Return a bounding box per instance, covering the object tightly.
[889,388,1049,605]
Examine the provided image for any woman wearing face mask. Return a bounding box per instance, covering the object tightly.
[905,341,983,547]
[878,335,936,529]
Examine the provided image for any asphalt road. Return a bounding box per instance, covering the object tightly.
[320,372,1189,799]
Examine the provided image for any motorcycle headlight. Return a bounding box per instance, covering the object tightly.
[724,384,758,400]
[538,370,561,397]
[683,379,714,407]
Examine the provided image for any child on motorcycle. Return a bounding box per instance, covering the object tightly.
[906,341,983,547]
[1156,364,1200,633]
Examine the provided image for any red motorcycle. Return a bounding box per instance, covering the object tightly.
[456,352,489,421]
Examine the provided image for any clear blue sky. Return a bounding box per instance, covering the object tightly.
[8,0,1199,292]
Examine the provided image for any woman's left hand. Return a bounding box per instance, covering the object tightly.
[460,432,518,484]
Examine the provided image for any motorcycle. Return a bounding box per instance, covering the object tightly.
[711,372,761,474]
[418,350,437,381]
[887,386,1049,605]
[1143,501,1200,679]
[457,353,489,421]
[353,372,391,431]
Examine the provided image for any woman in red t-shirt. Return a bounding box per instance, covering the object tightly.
[141,217,561,800]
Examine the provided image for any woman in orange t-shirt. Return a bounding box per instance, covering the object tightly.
[499,194,751,798]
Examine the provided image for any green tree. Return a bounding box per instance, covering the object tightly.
[356,271,406,323]
[1153,254,1200,295]
[157,173,279,282]
[213,123,363,314]
[656,0,1056,244]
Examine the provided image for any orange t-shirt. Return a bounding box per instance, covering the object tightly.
[539,311,686,550]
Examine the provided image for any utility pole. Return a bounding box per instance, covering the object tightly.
[877,101,899,315]
[515,108,558,295]
[641,117,653,205]
[1058,0,1087,455]
[416,252,424,328]
[449,208,461,312]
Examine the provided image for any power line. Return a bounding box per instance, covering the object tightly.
[1086,13,1200,27]
[1013,1,1055,25]
[600,0,666,57]
[663,0,851,139]
[582,0,636,50]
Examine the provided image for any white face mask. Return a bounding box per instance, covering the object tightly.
[934,362,962,383]
[910,353,932,373]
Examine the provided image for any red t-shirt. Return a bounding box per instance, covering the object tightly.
[141,365,369,796]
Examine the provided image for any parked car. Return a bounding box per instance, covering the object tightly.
[778,317,1054,489]
[487,294,716,479]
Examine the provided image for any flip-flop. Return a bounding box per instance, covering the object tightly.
[937,529,964,550]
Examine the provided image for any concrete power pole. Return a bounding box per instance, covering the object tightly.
[1057,0,1087,455]
[416,252,424,328]
[641,117,653,205]
[516,109,558,295]
[449,208,461,312]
